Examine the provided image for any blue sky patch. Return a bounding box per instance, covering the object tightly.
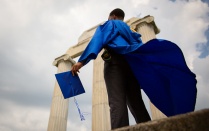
[201,0,209,5]
[196,27,209,58]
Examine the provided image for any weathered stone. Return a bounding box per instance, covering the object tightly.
[112,109,209,131]
[48,55,75,131]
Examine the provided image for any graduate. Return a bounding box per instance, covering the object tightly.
[71,8,197,129]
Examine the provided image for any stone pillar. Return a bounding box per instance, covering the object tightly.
[130,16,167,120]
[57,16,166,131]
[92,51,111,131]
[47,54,75,131]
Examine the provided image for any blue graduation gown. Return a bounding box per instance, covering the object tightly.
[78,20,197,117]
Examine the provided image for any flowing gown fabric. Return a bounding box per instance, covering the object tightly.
[78,20,197,117]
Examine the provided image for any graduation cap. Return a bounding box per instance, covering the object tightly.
[55,71,85,99]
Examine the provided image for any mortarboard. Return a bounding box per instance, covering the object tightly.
[55,71,85,99]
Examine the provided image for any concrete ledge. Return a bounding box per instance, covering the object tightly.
[113,109,209,131]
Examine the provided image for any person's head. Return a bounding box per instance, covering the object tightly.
[108,8,125,21]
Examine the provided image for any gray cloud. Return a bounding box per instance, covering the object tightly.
[0,0,208,131]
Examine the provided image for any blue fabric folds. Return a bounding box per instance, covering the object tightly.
[77,20,197,117]
[55,71,85,99]
[78,20,143,65]
[125,39,197,116]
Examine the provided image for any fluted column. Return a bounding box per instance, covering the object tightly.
[47,54,75,131]
[92,51,111,131]
[136,22,156,42]
[131,16,167,120]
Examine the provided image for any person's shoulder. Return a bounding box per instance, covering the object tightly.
[108,20,126,26]
[98,20,128,31]
[101,20,125,25]
[99,20,114,30]
[114,20,129,27]
[100,20,113,26]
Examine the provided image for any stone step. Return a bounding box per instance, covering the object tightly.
[113,109,209,131]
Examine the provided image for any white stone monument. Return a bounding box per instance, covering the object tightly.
[47,16,166,131]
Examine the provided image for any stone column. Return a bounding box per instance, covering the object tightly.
[47,54,75,131]
[92,51,111,131]
[130,16,167,120]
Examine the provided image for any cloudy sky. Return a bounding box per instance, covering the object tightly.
[0,0,208,131]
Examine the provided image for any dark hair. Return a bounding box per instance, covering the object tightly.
[109,8,125,19]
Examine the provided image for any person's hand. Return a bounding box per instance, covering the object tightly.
[71,62,83,76]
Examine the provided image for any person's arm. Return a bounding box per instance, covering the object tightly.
[71,20,117,75]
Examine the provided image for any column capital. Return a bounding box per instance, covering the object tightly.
[53,54,76,67]
[128,15,160,34]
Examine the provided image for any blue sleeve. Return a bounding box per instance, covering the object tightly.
[78,20,119,65]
